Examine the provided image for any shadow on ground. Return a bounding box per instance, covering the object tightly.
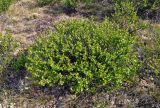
[43,1,114,21]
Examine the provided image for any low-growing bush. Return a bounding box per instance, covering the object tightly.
[113,0,149,36]
[115,0,160,19]
[113,1,138,30]
[25,19,138,93]
[0,0,12,12]
[115,0,160,11]
[62,0,76,8]
[0,33,18,73]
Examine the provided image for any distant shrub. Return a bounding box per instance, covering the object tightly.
[25,19,138,93]
[114,0,160,19]
[113,1,139,31]
[0,0,12,12]
[132,0,160,10]
[12,50,27,72]
[113,0,149,35]
[0,33,18,73]
[115,0,160,10]
[62,0,76,8]
[113,0,160,78]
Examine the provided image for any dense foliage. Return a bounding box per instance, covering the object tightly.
[0,0,12,12]
[0,33,18,73]
[113,1,138,31]
[62,0,77,8]
[25,19,138,93]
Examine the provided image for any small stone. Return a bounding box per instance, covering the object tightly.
[59,97,63,100]
[24,87,29,90]
[10,103,15,108]
[140,80,149,87]
[0,104,2,108]
[31,13,40,19]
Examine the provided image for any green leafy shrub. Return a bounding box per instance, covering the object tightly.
[62,0,96,13]
[0,0,12,12]
[62,0,77,8]
[0,33,18,73]
[114,0,160,19]
[113,0,149,36]
[112,1,139,31]
[115,0,160,10]
[133,0,160,19]
[12,51,27,72]
[132,0,160,10]
[25,19,138,93]
[113,1,160,80]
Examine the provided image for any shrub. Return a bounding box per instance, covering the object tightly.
[113,0,160,80]
[132,0,160,19]
[62,0,77,8]
[132,0,160,10]
[25,19,138,93]
[113,1,139,31]
[115,0,160,10]
[62,0,96,14]
[114,0,160,19]
[113,0,149,36]
[0,32,18,73]
[12,50,27,72]
[0,0,12,12]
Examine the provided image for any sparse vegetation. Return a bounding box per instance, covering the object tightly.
[37,0,55,6]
